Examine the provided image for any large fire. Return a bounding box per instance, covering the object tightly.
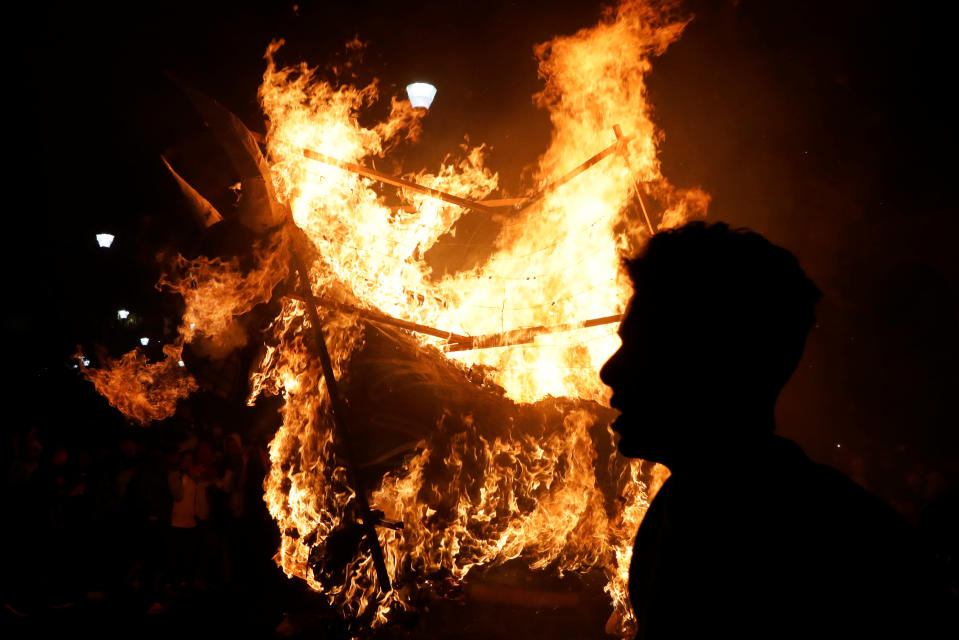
[79,1,708,635]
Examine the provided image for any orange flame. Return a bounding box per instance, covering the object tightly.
[254,0,700,635]
[77,343,197,425]
[79,1,701,635]
[156,228,292,358]
[79,228,290,423]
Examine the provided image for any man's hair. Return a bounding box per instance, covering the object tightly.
[625,222,822,395]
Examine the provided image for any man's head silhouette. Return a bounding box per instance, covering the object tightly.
[600,222,822,469]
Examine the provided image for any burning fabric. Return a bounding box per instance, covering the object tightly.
[77,1,707,636]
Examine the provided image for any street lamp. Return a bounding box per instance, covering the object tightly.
[140,337,149,346]
[96,233,115,248]
[117,309,130,320]
[406,82,437,109]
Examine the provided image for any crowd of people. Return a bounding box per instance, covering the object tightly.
[2,423,279,619]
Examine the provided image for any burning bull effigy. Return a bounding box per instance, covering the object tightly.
[77,1,709,636]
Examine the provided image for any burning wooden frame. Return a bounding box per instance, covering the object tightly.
[294,124,649,353]
[292,121,639,593]
[80,7,709,634]
[93,83,654,631]
[150,82,647,620]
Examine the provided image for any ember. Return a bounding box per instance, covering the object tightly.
[77,0,707,635]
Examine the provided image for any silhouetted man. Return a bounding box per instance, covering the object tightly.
[601,222,954,639]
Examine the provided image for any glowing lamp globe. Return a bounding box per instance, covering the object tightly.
[96,233,115,248]
[406,82,437,109]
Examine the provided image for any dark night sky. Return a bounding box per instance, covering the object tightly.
[8,1,958,483]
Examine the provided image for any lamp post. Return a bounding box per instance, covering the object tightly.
[406,82,437,109]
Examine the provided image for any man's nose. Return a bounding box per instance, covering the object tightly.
[600,348,622,387]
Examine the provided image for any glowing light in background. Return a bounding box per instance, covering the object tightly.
[117,309,130,320]
[96,233,115,248]
[178,360,185,367]
[406,82,437,109]
[139,337,149,346]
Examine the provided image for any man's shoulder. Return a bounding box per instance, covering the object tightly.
[766,436,904,525]
[632,437,951,637]
[740,436,923,580]
[646,435,910,539]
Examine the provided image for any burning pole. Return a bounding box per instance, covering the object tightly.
[301,123,643,219]
[296,294,621,352]
[291,248,393,594]
[613,124,656,236]
[297,295,472,343]
[444,313,623,352]
[302,149,499,216]
[511,134,623,214]
[169,76,395,593]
